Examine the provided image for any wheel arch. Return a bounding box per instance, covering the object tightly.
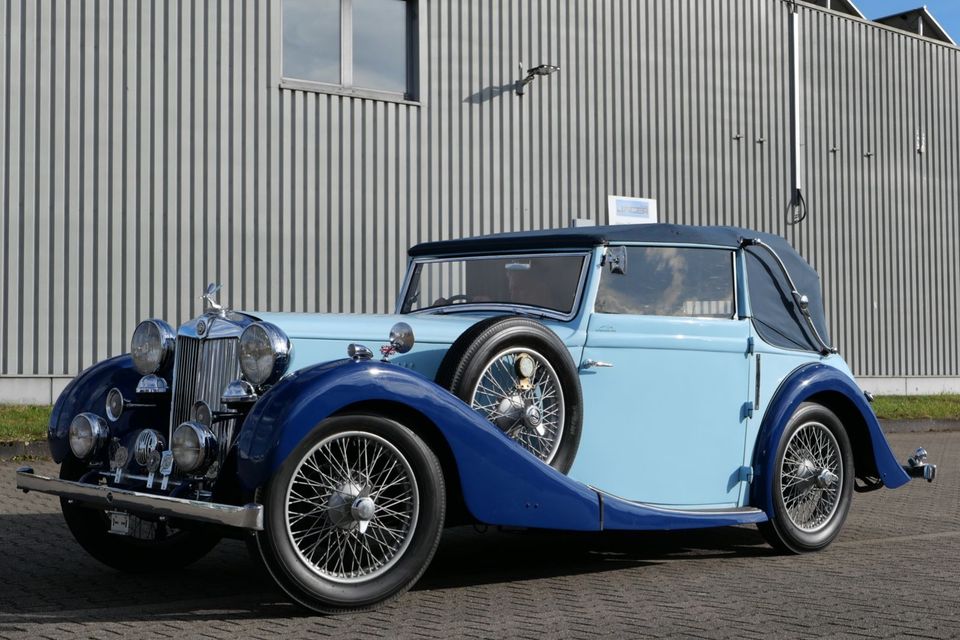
[235,359,601,531]
[804,390,878,482]
[750,363,909,516]
[331,399,470,526]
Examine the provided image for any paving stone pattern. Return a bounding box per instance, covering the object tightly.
[0,432,957,639]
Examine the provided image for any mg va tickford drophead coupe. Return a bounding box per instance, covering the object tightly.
[17,224,936,612]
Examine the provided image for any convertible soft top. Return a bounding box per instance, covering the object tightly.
[409,223,831,354]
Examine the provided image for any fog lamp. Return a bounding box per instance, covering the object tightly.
[172,422,218,474]
[192,401,213,428]
[68,413,109,459]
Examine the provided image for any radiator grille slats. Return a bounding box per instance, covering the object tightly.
[169,336,241,472]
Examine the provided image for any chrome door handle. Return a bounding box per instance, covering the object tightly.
[582,359,613,369]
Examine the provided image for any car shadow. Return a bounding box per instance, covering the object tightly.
[0,513,772,625]
[418,524,773,590]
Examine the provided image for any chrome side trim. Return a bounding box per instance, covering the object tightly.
[15,468,263,531]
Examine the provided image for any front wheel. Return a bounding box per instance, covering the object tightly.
[758,402,854,553]
[254,415,446,613]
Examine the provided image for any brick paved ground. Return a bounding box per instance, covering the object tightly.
[0,431,957,639]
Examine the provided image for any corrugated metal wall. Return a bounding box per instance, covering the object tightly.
[0,0,957,383]
[793,4,960,379]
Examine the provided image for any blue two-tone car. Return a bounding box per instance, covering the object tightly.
[16,223,936,612]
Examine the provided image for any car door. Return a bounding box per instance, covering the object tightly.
[568,245,752,508]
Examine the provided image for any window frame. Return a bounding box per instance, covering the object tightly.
[594,243,740,321]
[397,252,594,321]
[278,0,423,106]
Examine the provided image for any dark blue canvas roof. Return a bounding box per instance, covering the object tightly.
[408,224,831,353]
[408,223,749,256]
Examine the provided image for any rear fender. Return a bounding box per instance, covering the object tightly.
[235,360,600,530]
[750,363,909,515]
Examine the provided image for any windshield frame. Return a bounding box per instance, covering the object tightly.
[396,250,594,321]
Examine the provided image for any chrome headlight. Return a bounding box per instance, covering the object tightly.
[238,322,291,386]
[172,422,218,474]
[130,319,176,375]
[68,413,109,459]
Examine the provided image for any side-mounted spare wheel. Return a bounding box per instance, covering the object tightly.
[254,414,446,613]
[435,316,583,473]
[758,402,855,554]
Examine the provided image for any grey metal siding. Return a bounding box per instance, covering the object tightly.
[796,4,960,378]
[0,0,957,382]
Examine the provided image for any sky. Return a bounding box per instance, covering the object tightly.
[856,0,960,42]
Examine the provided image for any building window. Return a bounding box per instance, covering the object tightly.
[595,247,736,319]
[282,0,418,100]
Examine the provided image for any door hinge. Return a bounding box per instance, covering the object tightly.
[742,401,754,420]
[746,336,755,355]
[738,466,755,484]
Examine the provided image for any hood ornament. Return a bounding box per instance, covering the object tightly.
[202,283,224,315]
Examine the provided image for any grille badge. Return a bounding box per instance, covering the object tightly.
[197,320,207,336]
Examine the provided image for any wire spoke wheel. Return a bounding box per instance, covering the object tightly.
[284,431,420,583]
[469,347,565,464]
[779,421,843,533]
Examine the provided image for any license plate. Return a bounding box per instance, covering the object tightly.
[108,511,130,536]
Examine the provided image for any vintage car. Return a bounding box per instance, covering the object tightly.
[17,223,936,612]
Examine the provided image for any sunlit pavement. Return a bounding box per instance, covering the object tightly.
[1,431,957,639]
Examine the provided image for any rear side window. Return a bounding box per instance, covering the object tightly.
[595,246,735,318]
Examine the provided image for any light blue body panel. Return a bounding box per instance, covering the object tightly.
[250,310,587,382]
[743,336,852,486]
[571,315,753,507]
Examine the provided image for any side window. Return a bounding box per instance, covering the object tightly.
[595,247,735,318]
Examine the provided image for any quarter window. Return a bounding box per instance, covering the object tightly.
[282,0,418,99]
[596,247,735,318]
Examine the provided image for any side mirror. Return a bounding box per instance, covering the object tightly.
[606,246,627,275]
[389,322,415,354]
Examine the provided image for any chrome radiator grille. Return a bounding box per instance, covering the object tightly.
[170,336,241,468]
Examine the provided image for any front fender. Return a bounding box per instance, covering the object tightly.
[48,355,168,462]
[236,359,601,530]
[750,363,909,515]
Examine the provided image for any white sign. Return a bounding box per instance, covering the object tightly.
[607,195,658,225]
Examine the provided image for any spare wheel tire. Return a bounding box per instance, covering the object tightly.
[435,316,583,473]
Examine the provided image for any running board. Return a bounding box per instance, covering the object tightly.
[591,488,768,532]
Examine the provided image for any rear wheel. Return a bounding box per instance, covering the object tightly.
[59,456,221,572]
[758,402,854,553]
[254,415,445,613]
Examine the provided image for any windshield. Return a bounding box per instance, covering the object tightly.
[400,253,588,317]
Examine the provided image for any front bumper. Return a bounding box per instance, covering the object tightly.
[15,467,263,531]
